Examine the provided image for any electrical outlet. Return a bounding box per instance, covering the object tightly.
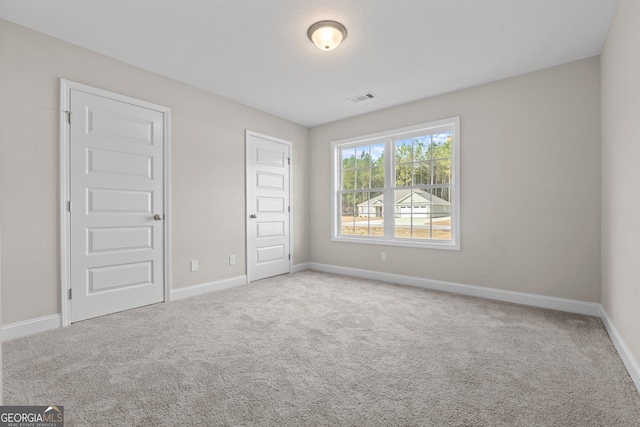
[381,251,387,262]
[190,260,198,272]
[229,255,236,265]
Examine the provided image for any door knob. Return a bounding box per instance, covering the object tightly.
[249,214,258,219]
[153,214,164,221]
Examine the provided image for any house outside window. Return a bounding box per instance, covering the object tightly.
[331,117,460,250]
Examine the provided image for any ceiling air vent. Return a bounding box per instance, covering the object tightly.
[348,92,377,103]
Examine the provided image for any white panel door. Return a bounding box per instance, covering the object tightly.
[70,89,165,322]
[246,132,290,282]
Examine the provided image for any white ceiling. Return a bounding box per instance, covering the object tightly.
[0,0,618,127]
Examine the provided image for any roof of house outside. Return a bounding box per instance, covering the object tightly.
[357,189,450,207]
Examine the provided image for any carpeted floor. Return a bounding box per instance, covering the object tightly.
[4,270,640,426]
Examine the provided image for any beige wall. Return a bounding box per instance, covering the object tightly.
[601,0,640,373]
[0,19,310,325]
[310,57,601,302]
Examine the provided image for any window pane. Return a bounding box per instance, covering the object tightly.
[342,169,355,190]
[394,189,420,238]
[411,189,431,239]
[431,187,450,203]
[432,132,452,159]
[393,189,453,240]
[430,188,452,240]
[360,191,384,236]
[414,161,431,186]
[396,139,412,163]
[413,136,430,162]
[353,191,383,236]
[340,193,356,235]
[342,148,356,168]
[341,147,355,190]
[432,159,452,185]
[371,143,385,167]
[355,146,370,167]
[371,166,384,188]
[369,192,383,219]
[396,163,412,187]
[355,168,371,189]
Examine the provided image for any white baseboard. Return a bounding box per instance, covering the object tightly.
[306,262,602,317]
[291,262,312,273]
[170,275,247,301]
[2,277,249,341]
[600,307,640,392]
[2,314,61,342]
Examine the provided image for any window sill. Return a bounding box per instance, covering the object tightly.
[332,235,460,251]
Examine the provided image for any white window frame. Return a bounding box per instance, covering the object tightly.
[331,117,460,250]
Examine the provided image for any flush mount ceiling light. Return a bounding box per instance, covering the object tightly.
[307,20,347,51]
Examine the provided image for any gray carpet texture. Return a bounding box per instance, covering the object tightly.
[4,270,640,426]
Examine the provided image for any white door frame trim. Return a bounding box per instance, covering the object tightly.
[59,79,171,326]
[245,130,293,282]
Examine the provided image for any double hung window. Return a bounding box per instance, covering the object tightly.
[332,117,460,250]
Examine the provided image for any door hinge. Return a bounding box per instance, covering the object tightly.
[289,254,291,260]
[64,110,71,124]
[288,206,290,213]
[68,201,72,212]
[69,288,72,300]
[287,157,290,165]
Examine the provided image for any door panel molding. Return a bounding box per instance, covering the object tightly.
[60,79,171,326]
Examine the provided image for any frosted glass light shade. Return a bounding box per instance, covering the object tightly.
[307,21,347,51]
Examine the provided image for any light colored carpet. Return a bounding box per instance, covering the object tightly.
[4,270,640,426]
